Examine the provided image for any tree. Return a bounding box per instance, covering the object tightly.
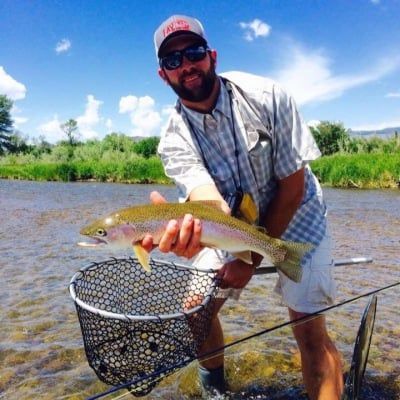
[9,131,29,154]
[310,121,350,156]
[60,118,79,146]
[60,118,79,160]
[31,135,53,157]
[0,94,15,155]
[134,137,160,158]
[102,132,135,152]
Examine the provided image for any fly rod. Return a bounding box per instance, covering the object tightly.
[254,256,373,275]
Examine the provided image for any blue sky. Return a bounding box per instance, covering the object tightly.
[1,0,400,143]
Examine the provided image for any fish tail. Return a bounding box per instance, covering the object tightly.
[276,241,314,283]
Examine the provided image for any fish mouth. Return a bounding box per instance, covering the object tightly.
[77,237,107,248]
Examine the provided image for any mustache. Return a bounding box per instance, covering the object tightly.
[179,68,203,80]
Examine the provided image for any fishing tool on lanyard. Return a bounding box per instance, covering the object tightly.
[185,80,258,224]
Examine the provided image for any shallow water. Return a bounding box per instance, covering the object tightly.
[0,179,399,399]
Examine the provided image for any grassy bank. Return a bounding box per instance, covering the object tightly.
[0,153,399,188]
[0,157,171,184]
[311,153,400,188]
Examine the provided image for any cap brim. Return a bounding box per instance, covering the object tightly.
[158,32,207,57]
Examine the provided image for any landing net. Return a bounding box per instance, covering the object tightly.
[69,257,219,397]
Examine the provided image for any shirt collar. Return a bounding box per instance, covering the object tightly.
[178,77,232,131]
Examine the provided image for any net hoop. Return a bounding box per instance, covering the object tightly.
[69,257,220,396]
[69,257,218,321]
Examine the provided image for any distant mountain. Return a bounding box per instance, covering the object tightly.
[349,126,400,138]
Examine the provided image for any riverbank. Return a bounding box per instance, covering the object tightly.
[0,156,171,184]
[0,153,399,188]
[311,153,400,188]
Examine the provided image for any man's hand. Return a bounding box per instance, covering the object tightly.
[140,191,203,259]
[217,259,256,289]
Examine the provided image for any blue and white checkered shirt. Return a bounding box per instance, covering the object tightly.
[158,71,327,264]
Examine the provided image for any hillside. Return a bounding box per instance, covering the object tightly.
[349,126,400,138]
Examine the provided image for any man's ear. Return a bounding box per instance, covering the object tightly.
[158,68,169,84]
[209,49,217,68]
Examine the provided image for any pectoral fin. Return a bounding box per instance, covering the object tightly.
[232,250,253,264]
[133,244,151,272]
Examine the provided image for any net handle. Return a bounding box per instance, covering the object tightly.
[69,257,218,322]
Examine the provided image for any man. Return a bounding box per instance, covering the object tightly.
[142,14,343,399]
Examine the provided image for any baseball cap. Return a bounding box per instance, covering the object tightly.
[154,15,207,57]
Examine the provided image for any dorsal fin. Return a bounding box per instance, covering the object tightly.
[189,200,224,210]
[255,225,268,234]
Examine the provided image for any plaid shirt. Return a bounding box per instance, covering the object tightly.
[158,71,327,263]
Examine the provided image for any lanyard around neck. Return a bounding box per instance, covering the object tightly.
[183,84,243,193]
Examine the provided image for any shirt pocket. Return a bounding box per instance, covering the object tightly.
[209,162,236,197]
[248,134,273,190]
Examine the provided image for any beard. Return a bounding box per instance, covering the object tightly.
[166,61,217,102]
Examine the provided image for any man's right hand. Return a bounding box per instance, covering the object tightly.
[140,191,203,259]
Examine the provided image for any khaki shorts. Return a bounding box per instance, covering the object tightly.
[191,229,337,312]
[274,229,337,313]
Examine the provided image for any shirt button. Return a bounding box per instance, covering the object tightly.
[205,116,218,130]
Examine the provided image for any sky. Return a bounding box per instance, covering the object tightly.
[1,0,400,143]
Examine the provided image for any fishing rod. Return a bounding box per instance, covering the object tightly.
[254,256,373,275]
[87,257,398,400]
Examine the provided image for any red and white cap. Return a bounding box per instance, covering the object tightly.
[154,15,207,57]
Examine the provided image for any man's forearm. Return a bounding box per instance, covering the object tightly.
[262,168,305,238]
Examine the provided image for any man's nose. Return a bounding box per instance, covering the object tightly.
[180,55,196,71]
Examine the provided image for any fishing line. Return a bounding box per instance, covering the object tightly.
[87,280,400,400]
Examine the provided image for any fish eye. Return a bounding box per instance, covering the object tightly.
[96,228,107,237]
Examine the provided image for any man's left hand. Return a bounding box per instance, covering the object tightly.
[217,259,256,289]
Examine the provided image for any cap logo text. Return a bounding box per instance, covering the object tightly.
[163,19,191,38]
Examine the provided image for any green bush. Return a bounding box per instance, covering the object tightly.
[133,137,160,158]
[310,122,350,156]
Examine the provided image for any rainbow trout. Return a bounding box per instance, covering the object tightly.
[78,202,313,282]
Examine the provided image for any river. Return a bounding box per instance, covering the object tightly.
[0,179,399,399]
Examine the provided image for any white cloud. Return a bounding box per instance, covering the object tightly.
[307,120,321,128]
[0,66,27,100]
[105,118,113,131]
[38,115,64,143]
[76,95,103,140]
[55,38,71,54]
[119,95,162,137]
[272,45,400,105]
[385,92,400,98]
[239,19,271,42]
[37,95,104,143]
[161,104,175,117]
[13,116,28,127]
[119,95,138,114]
[10,105,28,128]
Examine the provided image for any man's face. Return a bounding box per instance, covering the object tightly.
[158,35,218,103]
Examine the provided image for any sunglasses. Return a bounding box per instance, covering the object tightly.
[159,44,209,71]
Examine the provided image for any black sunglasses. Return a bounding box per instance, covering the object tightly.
[159,44,209,71]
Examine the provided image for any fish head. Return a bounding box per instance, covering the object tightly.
[78,213,140,249]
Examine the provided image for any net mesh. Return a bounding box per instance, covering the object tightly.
[70,257,219,397]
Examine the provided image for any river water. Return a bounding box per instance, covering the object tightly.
[0,179,399,400]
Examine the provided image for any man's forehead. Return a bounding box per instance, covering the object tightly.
[160,34,205,55]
